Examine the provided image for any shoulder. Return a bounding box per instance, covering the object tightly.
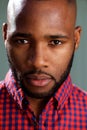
[72,85,87,97]
[0,80,8,96]
[0,80,5,90]
[0,80,14,108]
[70,84,87,106]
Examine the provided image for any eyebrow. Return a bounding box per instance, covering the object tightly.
[11,32,69,40]
[45,34,69,39]
[11,33,32,38]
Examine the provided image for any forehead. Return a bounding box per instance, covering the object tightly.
[7,0,76,34]
[8,0,74,18]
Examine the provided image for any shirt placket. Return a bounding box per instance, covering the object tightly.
[23,102,39,129]
[38,100,58,130]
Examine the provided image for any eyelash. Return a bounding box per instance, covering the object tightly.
[12,38,62,47]
[15,39,29,44]
[49,40,62,46]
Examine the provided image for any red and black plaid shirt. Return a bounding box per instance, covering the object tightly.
[0,70,87,130]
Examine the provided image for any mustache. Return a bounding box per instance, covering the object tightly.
[22,69,56,81]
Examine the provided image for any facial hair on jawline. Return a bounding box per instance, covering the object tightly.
[7,51,74,99]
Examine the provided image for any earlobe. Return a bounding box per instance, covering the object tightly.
[2,23,8,41]
[74,26,82,50]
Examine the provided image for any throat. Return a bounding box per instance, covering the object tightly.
[27,97,49,120]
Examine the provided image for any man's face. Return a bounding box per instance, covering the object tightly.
[3,0,81,98]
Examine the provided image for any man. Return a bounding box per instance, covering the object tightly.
[0,0,87,129]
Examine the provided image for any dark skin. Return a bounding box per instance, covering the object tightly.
[3,0,81,119]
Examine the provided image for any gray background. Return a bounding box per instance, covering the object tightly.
[0,0,87,90]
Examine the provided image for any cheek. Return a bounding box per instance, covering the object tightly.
[49,48,74,80]
[7,46,27,71]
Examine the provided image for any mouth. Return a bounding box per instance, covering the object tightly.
[25,74,52,87]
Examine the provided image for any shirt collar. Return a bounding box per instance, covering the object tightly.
[4,69,73,110]
[4,69,26,109]
[54,75,73,110]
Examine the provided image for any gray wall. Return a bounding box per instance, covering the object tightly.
[0,0,87,91]
[71,0,87,91]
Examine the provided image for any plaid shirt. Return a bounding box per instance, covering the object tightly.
[0,70,87,130]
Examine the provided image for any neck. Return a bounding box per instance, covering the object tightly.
[27,97,49,120]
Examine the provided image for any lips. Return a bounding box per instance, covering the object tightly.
[25,74,52,87]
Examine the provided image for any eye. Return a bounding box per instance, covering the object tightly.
[49,40,62,46]
[15,39,29,44]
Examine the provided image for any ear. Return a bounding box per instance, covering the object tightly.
[2,23,8,41]
[74,26,82,51]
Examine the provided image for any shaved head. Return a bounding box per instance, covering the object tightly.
[7,0,77,30]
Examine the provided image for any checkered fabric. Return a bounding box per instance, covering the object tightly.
[0,70,87,130]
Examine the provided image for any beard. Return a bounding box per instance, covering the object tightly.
[7,52,74,99]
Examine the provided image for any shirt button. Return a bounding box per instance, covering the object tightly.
[33,121,38,127]
[44,122,48,127]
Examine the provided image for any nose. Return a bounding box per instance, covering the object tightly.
[29,44,48,69]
